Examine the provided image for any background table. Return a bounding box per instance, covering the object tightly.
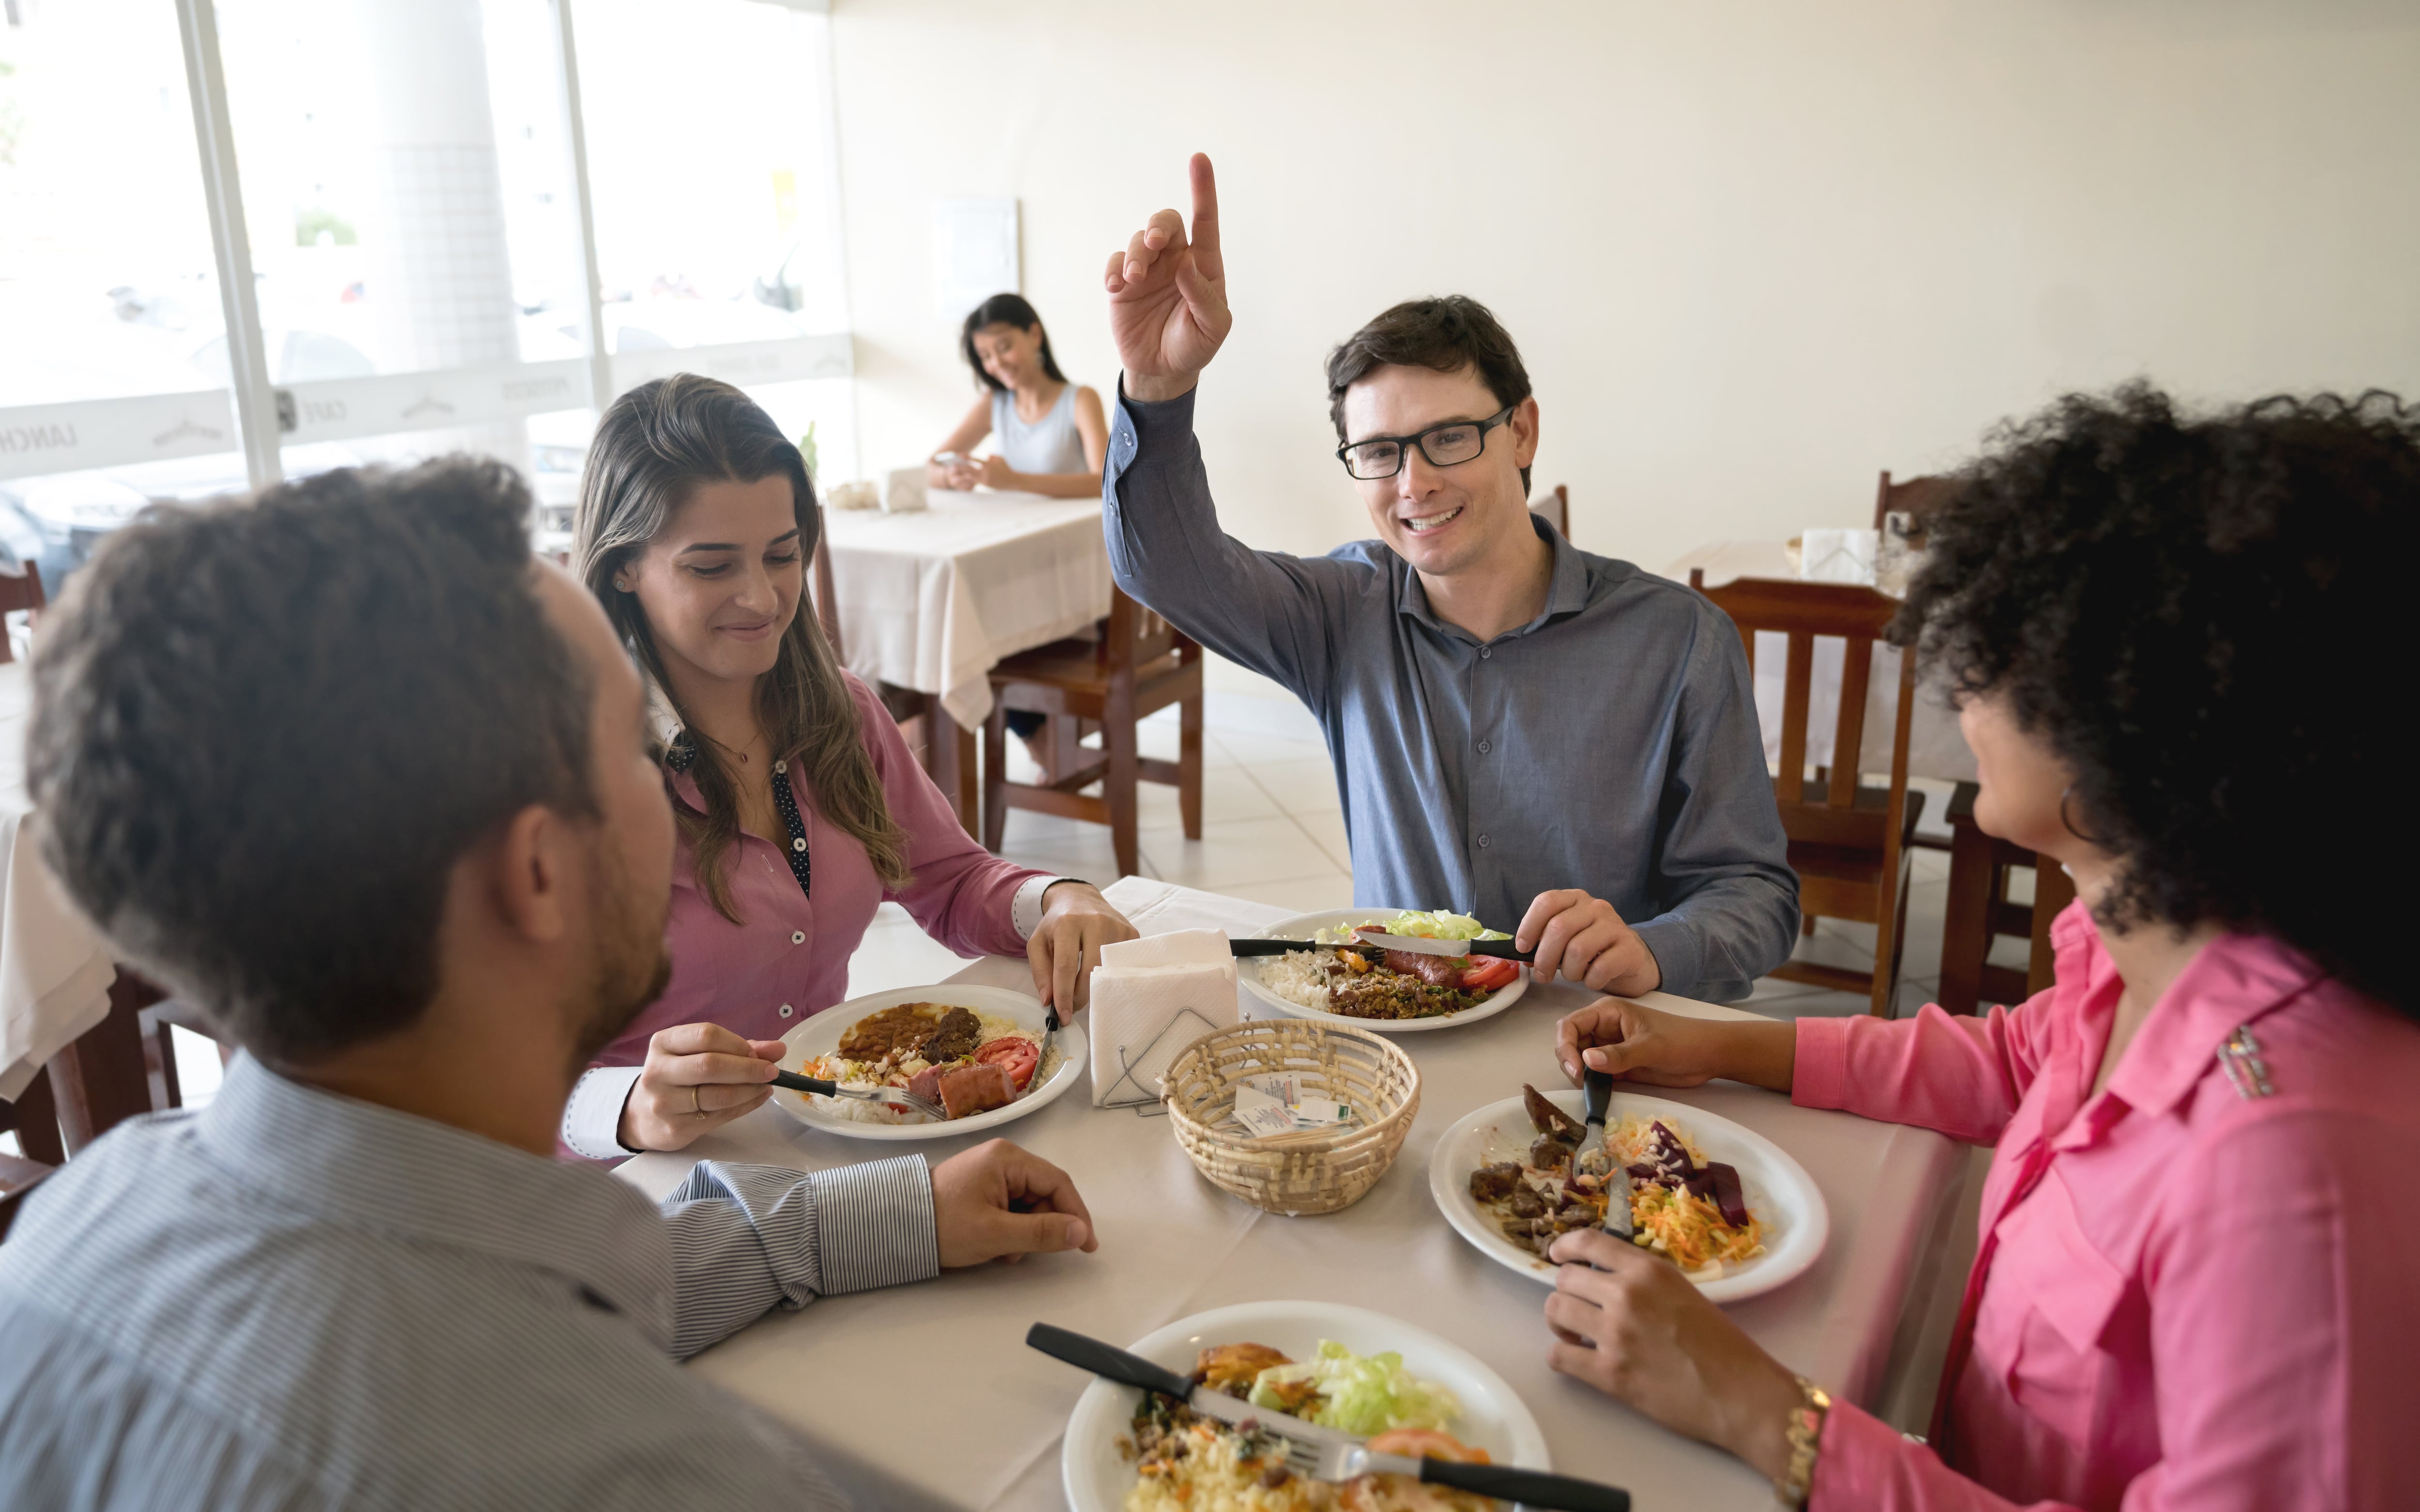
[616,877,1973,1512]
[826,489,1112,731]
[0,659,117,1107]
[1666,540,1974,785]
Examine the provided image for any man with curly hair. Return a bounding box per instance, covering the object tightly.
[1545,383,2420,1511]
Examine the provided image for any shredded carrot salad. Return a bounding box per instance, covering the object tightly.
[1632,1183,1764,1270]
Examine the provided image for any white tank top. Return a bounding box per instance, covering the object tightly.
[989,383,1088,476]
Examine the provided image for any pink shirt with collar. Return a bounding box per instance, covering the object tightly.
[1793,901,2420,1512]
[597,672,1045,1065]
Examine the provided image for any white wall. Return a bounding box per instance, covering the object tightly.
[828,0,2420,706]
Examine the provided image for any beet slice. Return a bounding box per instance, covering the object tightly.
[1706,1161,1752,1228]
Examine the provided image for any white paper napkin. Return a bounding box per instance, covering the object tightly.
[1798,527,1878,585]
[882,467,929,513]
[1090,929,1237,1108]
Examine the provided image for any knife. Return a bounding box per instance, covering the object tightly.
[1027,1324,1632,1512]
[1352,928,1535,961]
[1228,938,1362,957]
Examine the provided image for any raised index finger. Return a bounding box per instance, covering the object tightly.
[1187,152,1222,281]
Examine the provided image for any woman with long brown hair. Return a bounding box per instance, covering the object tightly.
[558,374,1134,1158]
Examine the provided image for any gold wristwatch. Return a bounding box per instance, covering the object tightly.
[1775,1376,1831,1507]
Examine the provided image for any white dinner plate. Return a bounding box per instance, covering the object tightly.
[1428,1087,1829,1304]
[771,983,1086,1141]
[1059,1299,1551,1512]
[1236,907,1529,1033]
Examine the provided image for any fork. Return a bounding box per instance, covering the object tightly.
[770,1068,947,1121]
[1278,1434,1629,1512]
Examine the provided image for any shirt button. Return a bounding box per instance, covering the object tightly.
[1477,834,1492,849]
[1478,739,1491,754]
[791,930,806,944]
[792,838,806,852]
[778,1003,794,1018]
[1479,646,1493,660]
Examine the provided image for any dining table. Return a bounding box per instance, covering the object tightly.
[1665,539,1975,787]
[823,487,1113,824]
[614,875,1976,1512]
[0,657,118,1110]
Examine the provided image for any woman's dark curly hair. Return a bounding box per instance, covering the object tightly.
[1894,382,2417,1016]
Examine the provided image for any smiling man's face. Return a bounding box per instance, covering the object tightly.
[1340,363,1540,581]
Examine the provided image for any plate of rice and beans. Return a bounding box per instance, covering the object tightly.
[1238,910,1529,1034]
[1061,1300,1549,1512]
[1427,1085,1829,1305]
[772,984,1086,1140]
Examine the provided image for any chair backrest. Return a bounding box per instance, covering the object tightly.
[1872,470,1961,533]
[1096,585,1197,678]
[1531,484,1569,539]
[809,515,844,661]
[1689,570,1917,848]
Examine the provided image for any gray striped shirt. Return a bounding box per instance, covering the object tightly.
[0,1056,938,1510]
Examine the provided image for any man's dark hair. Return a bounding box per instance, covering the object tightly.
[1894,383,2417,1017]
[1325,295,1535,495]
[28,457,597,1064]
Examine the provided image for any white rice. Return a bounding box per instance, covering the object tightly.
[1253,950,1338,1012]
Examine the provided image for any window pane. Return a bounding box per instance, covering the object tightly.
[0,0,227,407]
[575,0,849,349]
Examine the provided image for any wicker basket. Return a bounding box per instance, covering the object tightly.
[1162,1019,1421,1216]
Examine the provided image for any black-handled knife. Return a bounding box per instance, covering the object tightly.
[1028,1323,1632,1512]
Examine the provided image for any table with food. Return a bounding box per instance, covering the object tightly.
[611,877,1971,1512]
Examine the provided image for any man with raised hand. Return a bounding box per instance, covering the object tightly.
[0,460,1095,1510]
[1101,154,1796,1003]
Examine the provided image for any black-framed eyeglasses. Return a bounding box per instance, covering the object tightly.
[1335,404,1517,481]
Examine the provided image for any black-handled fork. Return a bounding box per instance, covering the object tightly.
[768,1068,945,1121]
[1281,1434,1630,1512]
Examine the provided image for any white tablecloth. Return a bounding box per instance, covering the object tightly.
[1666,540,1976,786]
[616,877,1971,1512]
[826,490,1113,728]
[0,661,117,1104]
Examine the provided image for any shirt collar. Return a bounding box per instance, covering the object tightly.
[2102,926,2325,1119]
[196,1056,679,1348]
[1397,513,1590,643]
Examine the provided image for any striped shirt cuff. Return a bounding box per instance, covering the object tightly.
[807,1154,940,1296]
[561,1065,643,1160]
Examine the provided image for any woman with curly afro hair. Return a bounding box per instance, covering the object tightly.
[1539,384,2420,1511]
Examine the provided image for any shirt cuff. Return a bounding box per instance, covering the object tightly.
[1790,1015,1855,1112]
[1115,374,1199,442]
[561,1064,643,1160]
[807,1153,942,1296]
[1627,916,1696,1000]
[1011,873,1058,940]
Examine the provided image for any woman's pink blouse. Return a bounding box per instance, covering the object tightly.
[592,672,1044,1067]
[1794,902,2420,1512]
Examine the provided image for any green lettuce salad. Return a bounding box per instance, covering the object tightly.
[1378,910,1512,944]
[1247,1340,1463,1435]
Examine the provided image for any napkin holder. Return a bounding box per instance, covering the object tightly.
[1796,527,1878,586]
[1089,929,1239,1109]
[883,467,929,514]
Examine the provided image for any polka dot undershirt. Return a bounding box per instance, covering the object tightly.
[666,731,811,901]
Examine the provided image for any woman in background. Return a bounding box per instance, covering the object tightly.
[928,292,1108,500]
[928,293,1111,767]
[1542,386,2420,1511]
[560,374,1134,1159]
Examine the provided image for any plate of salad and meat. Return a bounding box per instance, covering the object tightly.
[771,983,1085,1140]
[1238,909,1529,1034]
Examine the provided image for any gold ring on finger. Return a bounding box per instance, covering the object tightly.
[692,1084,704,1117]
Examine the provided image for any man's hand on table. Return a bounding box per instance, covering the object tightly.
[932,1139,1098,1267]
[620,1022,783,1153]
[1516,890,1663,996]
[1028,880,1137,1017]
[1104,152,1230,404]
[1543,1230,1803,1484]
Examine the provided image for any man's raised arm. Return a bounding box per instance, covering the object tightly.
[1099,153,1359,705]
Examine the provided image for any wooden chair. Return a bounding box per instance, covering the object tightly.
[982,587,1203,879]
[808,525,981,833]
[1872,470,1960,533]
[1,969,169,1241]
[1532,484,1570,539]
[1690,570,1925,1017]
[0,563,44,663]
[1936,782,2078,1014]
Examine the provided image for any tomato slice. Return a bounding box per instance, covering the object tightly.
[1458,957,1519,992]
[973,1035,1041,1092]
